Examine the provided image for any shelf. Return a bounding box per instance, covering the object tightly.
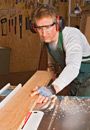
[70,13,81,17]
[68,0,84,27]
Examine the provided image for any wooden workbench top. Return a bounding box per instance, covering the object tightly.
[0,71,52,130]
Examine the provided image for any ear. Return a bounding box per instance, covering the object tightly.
[56,16,60,31]
[56,16,65,31]
[29,20,37,33]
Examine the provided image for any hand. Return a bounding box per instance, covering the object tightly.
[31,86,56,103]
[31,86,50,103]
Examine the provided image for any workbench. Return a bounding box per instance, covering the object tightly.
[0,71,90,130]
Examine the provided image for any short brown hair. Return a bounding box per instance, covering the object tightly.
[31,4,57,23]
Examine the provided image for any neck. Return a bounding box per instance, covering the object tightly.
[51,31,59,44]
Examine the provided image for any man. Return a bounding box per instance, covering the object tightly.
[31,4,90,103]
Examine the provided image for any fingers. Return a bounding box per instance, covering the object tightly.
[51,95,57,100]
[37,95,49,103]
[43,97,49,103]
[31,90,39,96]
[31,86,53,104]
[31,86,39,97]
[32,86,38,91]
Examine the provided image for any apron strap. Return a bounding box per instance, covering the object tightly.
[80,60,90,72]
[58,31,63,51]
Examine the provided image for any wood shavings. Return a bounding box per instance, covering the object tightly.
[59,96,90,117]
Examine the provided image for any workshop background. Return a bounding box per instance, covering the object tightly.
[0,0,90,86]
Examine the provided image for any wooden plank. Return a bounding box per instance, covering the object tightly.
[0,71,52,130]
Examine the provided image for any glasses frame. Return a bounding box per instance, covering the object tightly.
[35,22,56,32]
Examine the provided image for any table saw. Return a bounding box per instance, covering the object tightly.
[0,71,90,130]
[20,96,90,130]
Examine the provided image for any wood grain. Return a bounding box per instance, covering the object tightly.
[0,71,52,130]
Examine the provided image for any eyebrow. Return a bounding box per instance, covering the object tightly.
[35,22,56,29]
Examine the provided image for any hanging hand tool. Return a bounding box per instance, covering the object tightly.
[25,17,30,30]
[10,18,14,33]
[19,14,22,39]
[11,18,13,26]
[8,19,11,32]
[1,18,7,36]
[14,16,17,34]
[16,0,19,4]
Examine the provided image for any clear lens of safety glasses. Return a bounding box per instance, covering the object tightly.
[35,22,56,32]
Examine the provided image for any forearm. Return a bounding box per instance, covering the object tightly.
[52,64,79,92]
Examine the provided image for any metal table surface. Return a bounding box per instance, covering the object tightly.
[37,96,90,130]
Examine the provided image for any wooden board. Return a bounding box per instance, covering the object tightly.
[0,71,52,130]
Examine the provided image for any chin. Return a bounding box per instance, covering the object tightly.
[41,37,53,43]
[43,39,51,43]
[44,41,50,43]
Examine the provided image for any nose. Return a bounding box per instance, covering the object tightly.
[41,28,47,36]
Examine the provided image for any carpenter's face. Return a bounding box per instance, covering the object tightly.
[35,16,58,43]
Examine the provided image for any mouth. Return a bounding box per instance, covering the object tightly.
[42,39,50,43]
[41,37,48,41]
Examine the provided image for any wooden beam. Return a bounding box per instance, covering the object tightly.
[0,71,52,130]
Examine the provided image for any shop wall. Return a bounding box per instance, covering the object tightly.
[0,0,68,73]
[0,7,41,72]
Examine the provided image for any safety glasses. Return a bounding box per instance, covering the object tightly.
[35,22,56,32]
